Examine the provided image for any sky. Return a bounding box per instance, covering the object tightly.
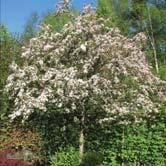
[0,0,96,33]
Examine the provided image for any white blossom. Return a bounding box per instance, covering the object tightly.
[5,11,166,123]
[80,44,87,52]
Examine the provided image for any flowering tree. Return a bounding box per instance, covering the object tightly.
[56,0,71,15]
[5,9,166,161]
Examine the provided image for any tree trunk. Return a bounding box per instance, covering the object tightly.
[147,6,159,74]
[79,110,85,164]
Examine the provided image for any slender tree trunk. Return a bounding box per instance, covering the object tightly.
[137,161,140,166]
[147,6,159,74]
[79,109,85,164]
[151,38,159,74]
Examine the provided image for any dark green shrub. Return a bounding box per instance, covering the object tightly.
[80,152,103,166]
[50,147,79,166]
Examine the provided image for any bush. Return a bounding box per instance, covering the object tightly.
[80,152,103,166]
[50,147,79,166]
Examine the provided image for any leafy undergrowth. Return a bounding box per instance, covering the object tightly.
[0,123,43,165]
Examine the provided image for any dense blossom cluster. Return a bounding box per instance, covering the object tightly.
[5,11,166,122]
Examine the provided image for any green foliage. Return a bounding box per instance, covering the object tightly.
[42,11,77,32]
[0,24,22,116]
[0,25,20,88]
[42,13,69,32]
[85,107,166,165]
[28,110,79,157]
[80,152,103,166]
[50,147,79,166]
[97,0,131,35]
[158,65,166,80]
